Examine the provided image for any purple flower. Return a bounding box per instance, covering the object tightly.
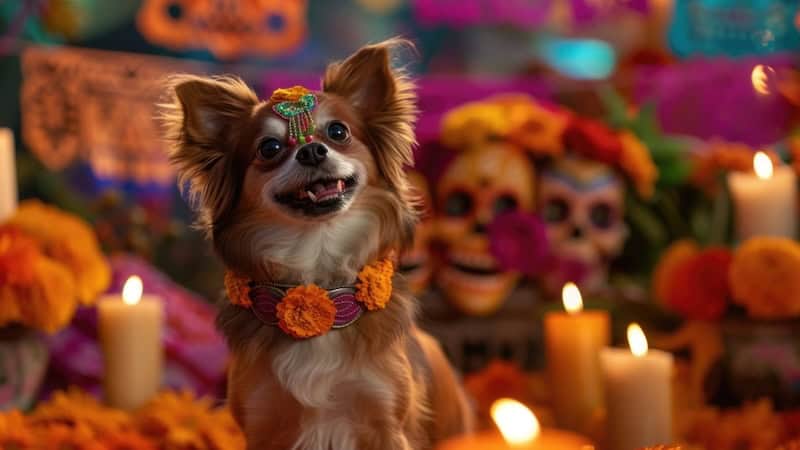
[488,211,551,277]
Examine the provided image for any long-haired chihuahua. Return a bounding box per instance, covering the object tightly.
[161,39,473,450]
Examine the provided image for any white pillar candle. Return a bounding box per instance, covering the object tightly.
[544,282,610,433]
[98,275,164,410]
[728,152,797,241]
[0,128,18,222]
[600,323,673,450]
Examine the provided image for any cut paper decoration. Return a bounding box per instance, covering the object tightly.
[21,46,208,186]
[137,0,308,60]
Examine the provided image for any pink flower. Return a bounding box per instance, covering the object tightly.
[488,212,551,277]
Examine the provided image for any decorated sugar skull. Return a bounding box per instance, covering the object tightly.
[399,170,435,295]
[436,145,536,316]
[538,156,627,293]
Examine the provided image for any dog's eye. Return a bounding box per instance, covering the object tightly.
[327,121,349,142]
[257,138,283,160]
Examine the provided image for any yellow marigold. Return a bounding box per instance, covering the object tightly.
[270,85,311,103]
[224,271,252,308]
[652,240,699,305]
[0,411,35,450]
[30,388,131,435]
[619,131,658,199]
[441,101,511,151]
[98,431,158,450]
[276,285,336,339]
[729,237,800,319]
[8,200,110,305]
[492,94,567,158]
[355,258,394,311]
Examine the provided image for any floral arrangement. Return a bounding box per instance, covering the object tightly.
[0,200,110,333]
[0,388,245,450]
[439,94,658,198]
[654,237,800,321]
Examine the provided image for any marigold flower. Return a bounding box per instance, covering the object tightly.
[691,141,781,191]
[97,431,158,450]
[8,200,110,305]
[729,237,800,319]
[269,85,311,103]
[661,246,732,321]
[30,388,131,435]
[464,360,531,421]
[355,259,394,311]
[275,285,336,338]
[441,101,512,151]
[491,94,567,157]
[652,240,700,306]
[619,131,658,198]
[34,423,101,450]
[224,271,252,308]
[683,399,785,450]
[0,411,35,450]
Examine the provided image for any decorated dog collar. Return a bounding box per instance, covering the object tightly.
[225,258,394,339]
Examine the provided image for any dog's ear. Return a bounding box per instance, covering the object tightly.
[160,75,259,232]
[322,38,418,204]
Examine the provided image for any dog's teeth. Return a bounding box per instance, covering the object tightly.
[307,191,318,202]
[337,180,344,192]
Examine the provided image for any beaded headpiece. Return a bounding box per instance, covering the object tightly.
[270,86,317,146]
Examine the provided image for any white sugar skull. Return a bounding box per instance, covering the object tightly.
[399,171,435,295]
[436,144,536,316]
[538,156,627,293]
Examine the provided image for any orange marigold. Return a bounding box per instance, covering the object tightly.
[0,411,35,450]
[9,200,111,305]
[33,423,102,450]
[276,285,336,339]
[441,101,512,151]
[619,131,658,199]
[30,388,131,435]
[652,240,700,306]
[691,141,781,191]
[464,360,531,421]
[224,271,252,308]
[98,431,158,450]
[491,94,567,157]
[729,237,800,319]
[355,258,394,311]
[270,85,311,103]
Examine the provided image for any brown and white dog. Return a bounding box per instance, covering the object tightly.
[161,39,473,450]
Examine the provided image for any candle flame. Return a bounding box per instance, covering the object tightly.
[627,323,648,357]
[751,64,774,96]
[562,282,583,314]
[753,151,773,180]
[122,276,143,306]
[491,398,540,446]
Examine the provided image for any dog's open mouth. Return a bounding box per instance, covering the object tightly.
[275,176,358,216]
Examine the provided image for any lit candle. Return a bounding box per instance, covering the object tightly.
[600,323,673,450]
[436,398,595,450]
[0,128,17,222]
[544,282,610,432]
[728,151,797,241]
[98,276,164,410]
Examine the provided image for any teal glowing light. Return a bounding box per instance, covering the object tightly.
[537,38,616,80]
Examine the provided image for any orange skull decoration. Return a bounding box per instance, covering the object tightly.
[436,144,536,316]
[399,171,435,295]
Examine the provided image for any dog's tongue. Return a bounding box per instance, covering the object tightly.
[311,180,344,197]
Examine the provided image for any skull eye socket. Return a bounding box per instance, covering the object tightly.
[443,190,474,217]
[493,194,518,215]
[542,197,569,223]
[589,202,615,229]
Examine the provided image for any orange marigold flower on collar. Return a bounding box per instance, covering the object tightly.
[562,117,623,166]
[730,237,800,319]
[224,271,252,308]
[270,85,311,103]
[355,259,394,311]
[619,131,658,199]
[276,285,336,339]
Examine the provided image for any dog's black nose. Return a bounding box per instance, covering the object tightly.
[295,143,328,167]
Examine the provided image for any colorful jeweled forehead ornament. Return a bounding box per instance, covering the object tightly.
[270,85,317,146]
